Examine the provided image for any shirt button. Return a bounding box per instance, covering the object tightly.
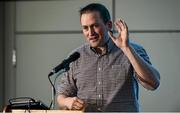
[98,67,101,71]
[98,81,101,85]
[98,94,101,98]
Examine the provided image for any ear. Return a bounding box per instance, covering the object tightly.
[106,21,112,31]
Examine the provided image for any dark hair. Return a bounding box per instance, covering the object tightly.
[79,3,111,24]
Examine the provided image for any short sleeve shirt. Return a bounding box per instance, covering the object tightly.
[56,39,151,112]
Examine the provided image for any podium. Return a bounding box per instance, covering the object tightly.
[3,105,83,113]
[12,110,84,113]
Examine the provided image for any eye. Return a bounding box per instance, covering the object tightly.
[94,23,99,28]
[82,26,88,31]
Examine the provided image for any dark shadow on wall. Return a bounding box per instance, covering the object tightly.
[0,1,5,111]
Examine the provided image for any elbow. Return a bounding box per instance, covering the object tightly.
[153,71,160,90]
[149,69,160,90]
[140,78,160,91]
[137,70,160,90]
[143,80,160,91]
[149,73,161,91]
[139,73,161,90]
[150,80,160,91]
[145,74,160,91]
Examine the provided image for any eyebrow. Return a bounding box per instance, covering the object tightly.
[82,23,99,28]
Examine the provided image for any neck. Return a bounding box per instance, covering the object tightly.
[95,46,107,55]
[95,35,110,55]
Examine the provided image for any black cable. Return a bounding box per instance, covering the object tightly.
[48,70,67,109]
[48,72,55,109]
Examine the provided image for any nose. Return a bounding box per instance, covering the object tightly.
[89,27,95,36]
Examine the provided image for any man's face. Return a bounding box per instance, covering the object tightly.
[80,11,109,48]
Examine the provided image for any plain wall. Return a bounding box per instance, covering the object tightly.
[3,0,180,112]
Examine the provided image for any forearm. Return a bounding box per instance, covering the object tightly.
[121,45,160,90]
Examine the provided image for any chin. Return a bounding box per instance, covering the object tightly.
[90,43,99,48]
[90,45,97,48]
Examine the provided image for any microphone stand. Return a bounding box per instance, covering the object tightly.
[48,66,70,109]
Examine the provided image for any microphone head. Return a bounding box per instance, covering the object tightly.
[68,52,80,62]
[51,51,80,74]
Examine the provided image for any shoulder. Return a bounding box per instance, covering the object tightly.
[129,40,145,51]
[129,40,148,55]
[129,40,152,64]
[70,43,89,54]
[67,43,89,57]
[68,43,90,68]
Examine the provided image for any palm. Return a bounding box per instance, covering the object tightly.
[108,19,129,48]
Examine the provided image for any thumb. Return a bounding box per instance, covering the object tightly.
[108,31,116,42]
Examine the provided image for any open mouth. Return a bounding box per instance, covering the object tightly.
[89,36,98,42]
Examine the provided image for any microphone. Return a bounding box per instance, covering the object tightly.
[52,52,80,74]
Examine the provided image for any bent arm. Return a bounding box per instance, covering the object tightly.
[108,19,160,90]
[121,45,160,90]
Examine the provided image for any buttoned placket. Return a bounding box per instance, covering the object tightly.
[96,55,103,111]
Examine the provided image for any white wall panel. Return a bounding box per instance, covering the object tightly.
[115,0,180,30]
[129,33,180,111]
[16,0,112,32]
[16,34,85,106]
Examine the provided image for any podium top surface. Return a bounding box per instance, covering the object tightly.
[12,110,84,113]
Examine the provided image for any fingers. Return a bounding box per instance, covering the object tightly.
[76,98,84,104]
[115,19,128,32]
[122,20,128,31]
[71,97,84,110]
[115,21,122,33]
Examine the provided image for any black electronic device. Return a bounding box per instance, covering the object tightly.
[8,97,49,110]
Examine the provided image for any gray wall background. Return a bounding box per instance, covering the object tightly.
[1,0,180,112]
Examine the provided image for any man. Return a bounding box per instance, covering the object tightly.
[56,3,160,112]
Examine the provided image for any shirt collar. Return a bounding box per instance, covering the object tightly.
[90,37,114,56]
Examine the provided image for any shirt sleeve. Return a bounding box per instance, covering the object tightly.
[130,43,153,82]
[135,47,151,65]
[55,64,77,97]
[130,41,152,65]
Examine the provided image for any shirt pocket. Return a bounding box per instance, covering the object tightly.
[111,64,126,80]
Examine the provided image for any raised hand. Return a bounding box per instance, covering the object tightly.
[108,19,129,49]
